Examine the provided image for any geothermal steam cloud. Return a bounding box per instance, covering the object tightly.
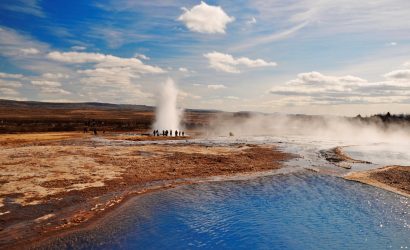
[153,78,181,131]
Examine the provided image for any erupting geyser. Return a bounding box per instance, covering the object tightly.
[153,78,182,131]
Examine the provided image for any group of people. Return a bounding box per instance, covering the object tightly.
[153,129,185,137]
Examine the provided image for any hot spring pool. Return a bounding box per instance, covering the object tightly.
[38,172,410,249]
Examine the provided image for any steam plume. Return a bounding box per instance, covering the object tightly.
[153,78,181,131]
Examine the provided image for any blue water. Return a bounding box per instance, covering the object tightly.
[40,172,410,249]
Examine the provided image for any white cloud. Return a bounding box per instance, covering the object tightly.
[134,53,150,60]
[31,80,71,95]
[47,51,165,74]
[204,51,277,73]
[41,73,70,79]
[0,88,20,96]
[71,45,86,51]
[270,71,410,105]
[208,84,227,90]
[226,96,239,100]
[178,1,234,34]
[247,17,257,25]
[178,90,202,100]
[0,73,24,99]
[46,51,166,102]
[384,69,410,80]
[0,79,23,88]
[0,26,71,74]
[0,72,24,79]
[0,0,45,17]
[233,21,308,51]
[47,51,107,63]
[31,80,61,87]
[20,47,40,55]
[0,26,47,58]
[387,42,397,46]
[248,0,410,34]
[179,67,189,73]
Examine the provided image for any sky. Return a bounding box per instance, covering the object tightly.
[0,0,410,116]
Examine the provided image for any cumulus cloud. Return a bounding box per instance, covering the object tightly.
[41,72,70,79]
[0,88,19,96]
[0,71,24,99]
[47,51,165,74]
[46,51,167,102]
[0,72,23,79]
[0,79,23,88]
[204,51,277,73]
[208,84,227,90]
[20,48,40,55]
[31,80,61,87]
[179,67,189,73]
[31,80,71,95]
[270,71,410,105]
[134,53,150,60]
[384,69,410,80]
[178,1,234,34]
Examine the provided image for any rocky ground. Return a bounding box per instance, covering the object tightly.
[345,166,410,198]
[0,132,292,248]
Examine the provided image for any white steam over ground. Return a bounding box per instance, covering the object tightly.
[206,113,410,145]
[205,113,410,166]
[153,78,182,131]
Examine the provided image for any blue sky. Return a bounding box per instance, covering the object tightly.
[0,0,410,115]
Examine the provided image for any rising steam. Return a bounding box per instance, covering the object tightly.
[205,113,410,145]
[153,78,182,131]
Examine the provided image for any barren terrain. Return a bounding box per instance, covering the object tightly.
[0,132,292,248]
[345,166,410,198]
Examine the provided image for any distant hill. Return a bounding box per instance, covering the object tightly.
[0,99,155,111]
[0,99,221,133]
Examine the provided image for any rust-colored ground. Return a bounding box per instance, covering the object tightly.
[370,166,410,193]
[345,166,410,198]
[0,132,292,248]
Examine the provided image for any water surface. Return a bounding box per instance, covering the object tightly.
[39,172,410,249]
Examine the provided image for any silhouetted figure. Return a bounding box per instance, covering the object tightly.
[179,131,181,136]
[165,130,168,136]
[175,130,178,137]
[83,127,88,133]
[182,131,185,136]
[93,128,97,135]
[153,130,156,136]
[170,130,173,136]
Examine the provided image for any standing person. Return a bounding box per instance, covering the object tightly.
[175,130,178,137]
[170,130,173,136]
[182,131,185,136]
